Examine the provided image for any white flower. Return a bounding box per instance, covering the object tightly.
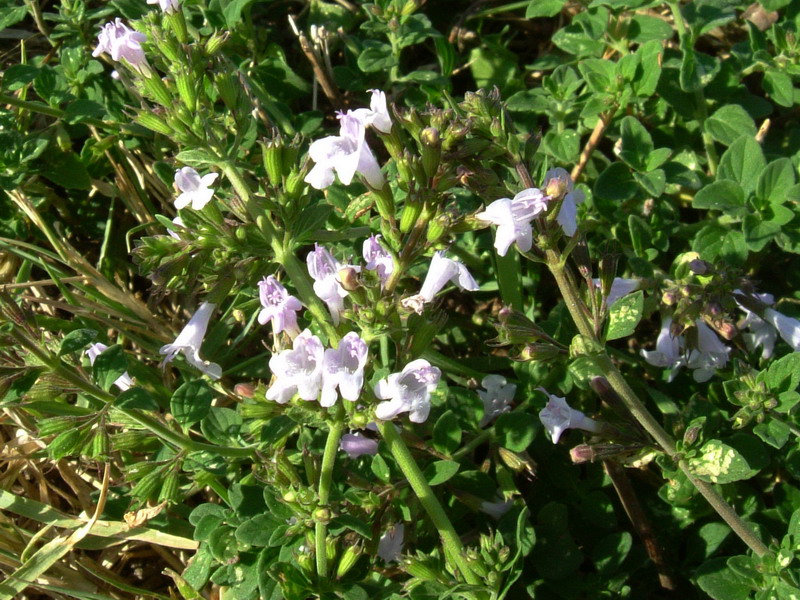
[85,343,133,391]
[306,244,350,325]
[266,329,324,404]
[159,302,222,379]
[737,290,800,357]
[305,112,384,190]
[174,167,219,210]
[592,277,640,308]
[320,332,368,407]
[538,390,601,444]
[93,19,150,75]
[377,524,404,563]
[167,216,185,240]
[476,188,548,256]
[402,252,479,314]
[258,276,302,337]
[763,308,800,353]
[543,168,584,237]
[641,317,729,383]
[478,374,516,427]
[362,235,394,286]
[147,0,180,12]
[339,432,379,459]
[480,500,513,520]
[352,89,392,134]
[374,359,441,423]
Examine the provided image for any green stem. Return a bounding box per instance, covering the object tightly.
[0,93,127,132]
[544,251,768,556]
[377,421,481,586]
[315,405,345,579]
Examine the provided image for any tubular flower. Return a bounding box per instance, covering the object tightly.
[352,89,392,134]
[147,0,180,12]
[257,276,302,337]
[266,329,324,404]
[377,524,404,563]
[93,19,150,75]
[159,302,222,379]
[320,332,368,407]
[402,252,479,314]
[476,188,549,256]
[339,432,379,459]
[362,235,394,286]
[543,167,584,237]
[641,317,729,382]
[306,244,352,325]
[174,167,219,210]
[737,290,800,357]
[763,308,800,353]
[478,374,516,427]
[539,390,601,444]
[305,112,384,190]
[592,277,640,308]
[374,359,441,423]
[85,343,133,391]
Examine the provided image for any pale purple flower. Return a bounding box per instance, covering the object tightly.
[159,302,222,379]
[85,343,133,391]
[592,277,640,308]
[539,390,601,444]
[374,359,441,423]
[147,0,180,12]
[307,244,350,325]
[476,188,548,256]
[266,329,324,404]
[543,168,584,237]
[362,235,394,285]
[174,167,219,210]
[352,89,392,134]
[478,374,516,427]
[480,500,513,520]
[258,276,302,337]
[339,432,379,459]
[641,317,683,381]
[93,19,150,75]
[305,112,384,190]
[736,291,800,357]
[763,308,800,353]
[377,524,404,563]
[167,216,185,240]
[321,332,368,407]
[641,317,729,383]
[402,252,479,314]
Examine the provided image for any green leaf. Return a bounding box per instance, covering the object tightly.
[617,117,653,171]
[551,24,604,57]
[693,180,746,214]
[680,48,719,92]
[39,151,91,190]
[628,15,673,42]
[632,40,662,97]
[606,291,644,341]
[47,427,86,459]
[718,136,766,197]
[3,65,40,91]
[174,149,218,167]
[92,344,128,392]
[424,459,460,486]
[594,162,637,201]
[260,415,297,444]
[329,515,373,539]
[59,329,97,356]
[756,158,796,205]
[697,558,753,600]
[432,410,461,455]
[357,43,397,73]
[201,407,243,446]
[63,99,106,124]
[645,148,671,171]
[578,59,616,94]
[591,531,632,575]
[0,5,27,30]
[705,105,757,146]
[494,412,537,451]
[633,169,665,197]
[743,213,780,251]
[222,0,255,28]
[115,388,159,410]
[526,0,564,18]
[687,439,758,484]
[236,514,281,547]
[763,352,800,394]
[763,69,794,108]
[542,129,579,163]
[370,454,390,482]
[753,419,790,450]
[171,380,214,428]
[692,224,748,266]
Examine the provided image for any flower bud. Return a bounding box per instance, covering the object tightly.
[351,412,368,428]
[402,557,441,581]
[420,127,441,178]
[336,544,362,578]
[544,172,568,200]
[516,343,560,362]
[426,213,450,243]
[283,490,297,503]
[285,169,306,199]
[154,34,181,63]
[689,259,711,275]
[338,267,360,292]
[297,550,314,574]
[234,383,255,398]
[260,138,284,187]
[205,31,229,55]
[135,111,173,136]
[166,11,189,44]
[717,321,737,340]
[313,507,331,523]
[175,72,197,111]
[399,199,423,233]
[570,444,595,464]
[326,537,337,562]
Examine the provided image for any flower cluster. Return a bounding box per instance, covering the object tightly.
[305,90,391,190]
[478,168,585,256]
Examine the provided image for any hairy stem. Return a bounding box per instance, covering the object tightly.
[377,421,482,586]
[315,405,346,579]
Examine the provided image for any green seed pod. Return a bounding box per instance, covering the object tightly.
[175,72,197,111]
[158,467,180,503]
[260,139,284,187]
[205,31,229,55]
[403,557,441,581]
[38,416,81,437]
[297,551,314,574]
[154,35,181,63]
[135,112,173,136]
[420,127,441,178]
[166,11,188,44]
[214,72,240,112]
[88,429,110,459]
[141,75,173,108]
[426,213,449,243]
[131,466,165,501]
[399,200,423,233]
[326,537,337,562]
[285,170,305,199]
[336,544,362,578]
